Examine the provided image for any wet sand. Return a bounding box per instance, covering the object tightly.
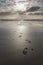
[0,21,43,65]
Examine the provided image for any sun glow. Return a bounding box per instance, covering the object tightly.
[15,1,28,11]
[16,3,26,11]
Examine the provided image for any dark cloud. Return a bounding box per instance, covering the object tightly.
[27,6,40,12]
[0,11,12,16]
[29,12,43,15]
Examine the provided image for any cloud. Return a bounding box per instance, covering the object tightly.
[26,6,40,12]
[0,11,12,16]
[0,0,43,16]
[29,12,43,15]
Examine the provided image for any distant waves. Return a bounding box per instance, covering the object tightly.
[0,19,43,21]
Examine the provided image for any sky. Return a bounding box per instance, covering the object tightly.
[0,0,43,17]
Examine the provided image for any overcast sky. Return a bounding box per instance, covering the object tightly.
[0,0,43,14]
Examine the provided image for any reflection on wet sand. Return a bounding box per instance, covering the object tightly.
[0,21,43,65]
